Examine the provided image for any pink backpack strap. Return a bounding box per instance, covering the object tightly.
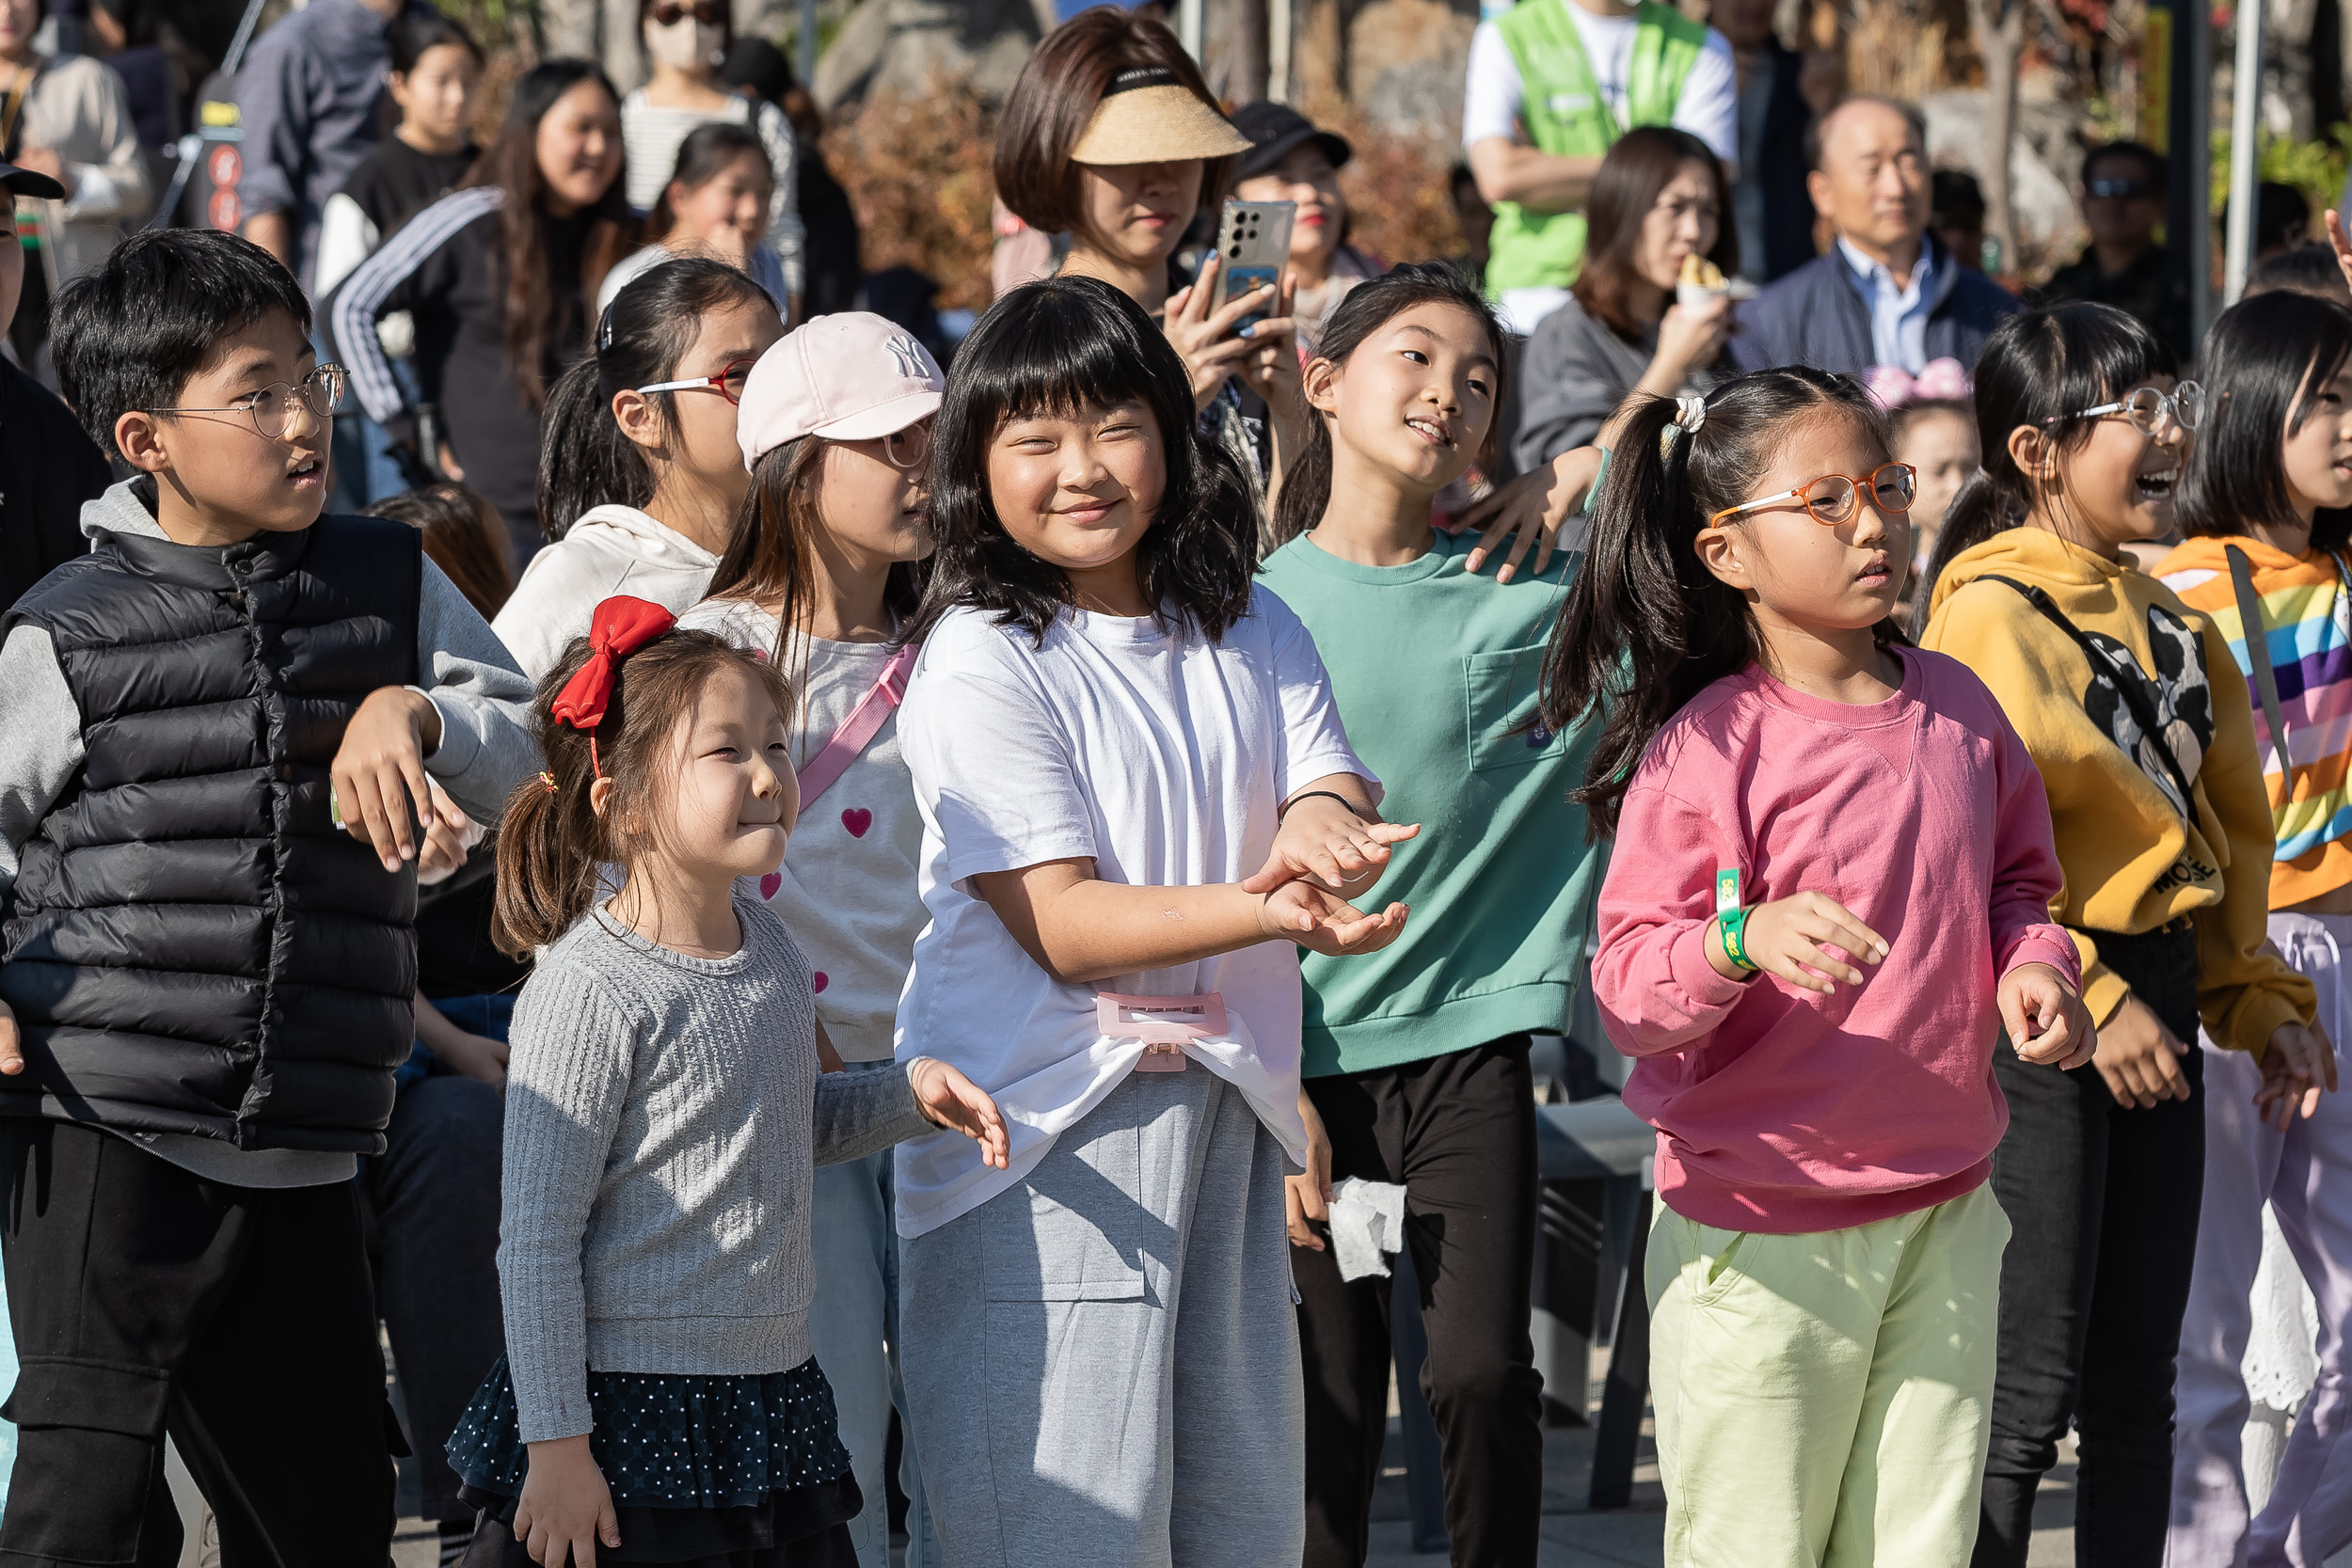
[796,643,916,806]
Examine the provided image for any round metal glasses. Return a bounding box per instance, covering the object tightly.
[151,363,347,441]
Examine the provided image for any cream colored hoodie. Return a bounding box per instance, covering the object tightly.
[491,504,723,681]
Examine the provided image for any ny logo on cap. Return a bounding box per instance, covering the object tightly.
[884,333,929,381]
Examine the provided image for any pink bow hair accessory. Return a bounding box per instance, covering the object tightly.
[1863,357,1973,409]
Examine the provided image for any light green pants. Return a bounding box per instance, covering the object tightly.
[1645,1182,2009,1568]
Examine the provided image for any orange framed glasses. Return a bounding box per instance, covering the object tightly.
[1706,462,1916,530]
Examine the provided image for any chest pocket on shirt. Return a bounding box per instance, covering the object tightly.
[1467,644,1565,774]
[980,1113,1148,1302]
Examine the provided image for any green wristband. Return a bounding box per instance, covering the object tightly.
[1718,905,1759,973]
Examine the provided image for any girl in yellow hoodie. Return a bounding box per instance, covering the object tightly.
[2156,289,2352,1568]
[1917,301,2330,1568]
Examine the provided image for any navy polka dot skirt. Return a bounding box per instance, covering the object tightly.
[445,1356,862,1567]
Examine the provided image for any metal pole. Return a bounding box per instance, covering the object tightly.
[799,0,818,85]
[1270,0,1292,102]
[1179,0,1203,62]
[2188,0,2215,345]
[2223,0,2264,303]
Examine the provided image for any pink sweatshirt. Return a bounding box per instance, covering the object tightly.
[1594,647,2078,1234]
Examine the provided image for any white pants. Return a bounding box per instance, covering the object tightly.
[810,1068,938,1568]
[2169,911,2352,1567]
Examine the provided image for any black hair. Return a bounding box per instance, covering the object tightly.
[52,227,310,460]
[907,275,1257,647]
[1924,303,2177,598]
[648,120,769,239]
[1931,167,1984,227]
[2082,139,2165,192]
[2258,182,2313,254]
[1537,368,1899,832]
[1448,161,1480,198]
[389,9,481,73]
[1272,263,1508,544]
[536,255,776,543]
[2248,243,2352,304]
[2180,290,2352,553]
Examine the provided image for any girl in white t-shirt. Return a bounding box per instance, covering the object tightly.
[492,256,783,679]
[891,274,1413,1567]
[675,310,946,1568]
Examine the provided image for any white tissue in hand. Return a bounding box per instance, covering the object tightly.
[1327,1177,1407,1281]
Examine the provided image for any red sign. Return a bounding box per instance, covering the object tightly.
[208,188,241,230]
[207,145,240,189]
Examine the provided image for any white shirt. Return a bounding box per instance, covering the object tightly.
[1837,235,1936,374]
[1460,2,1740,168]
[491,505,722,681]
[891,594,1375,1239]
[675,598,926,1064]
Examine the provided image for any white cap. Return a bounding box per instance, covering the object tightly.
[737,312,946,470]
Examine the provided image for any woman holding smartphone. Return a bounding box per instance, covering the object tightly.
[991,7,1309,510]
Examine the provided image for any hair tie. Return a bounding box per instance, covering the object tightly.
[549,595,677,777]
[1661,393,1708,456]
[538,770,557,793]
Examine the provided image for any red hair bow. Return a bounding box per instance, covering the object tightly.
[550,596,677,733]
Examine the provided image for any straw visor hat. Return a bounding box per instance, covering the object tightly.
[1071,66,1253,166]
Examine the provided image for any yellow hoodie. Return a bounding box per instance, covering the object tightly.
[1919,527,2314,1054]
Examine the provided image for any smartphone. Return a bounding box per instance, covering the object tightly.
[1213,198,1296,334]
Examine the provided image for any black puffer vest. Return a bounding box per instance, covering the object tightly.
[0,512,423,1152]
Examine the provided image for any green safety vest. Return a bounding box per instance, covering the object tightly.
[1484,0,1708,295]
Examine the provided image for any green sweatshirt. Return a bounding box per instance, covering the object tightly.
[1258,530,1603,1077]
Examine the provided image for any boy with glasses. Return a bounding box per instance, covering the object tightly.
[0,227,535,1565]
[2039,141,2195,360]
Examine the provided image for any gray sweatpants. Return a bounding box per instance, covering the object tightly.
[898,1067,1305,1567]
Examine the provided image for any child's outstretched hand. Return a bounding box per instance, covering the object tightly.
[516,1434,618,1567]
[1708,891,1887,993]
[908,1057,1010,1169]
[2254,1018,2340,1132]
[1998,962,2096,1069]
[1262,880,1408,958]
[1244,789,1419,899]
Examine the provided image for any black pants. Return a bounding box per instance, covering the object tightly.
[366,1070,506,1524]
[0,1120,396,1567]
[1974,922,2205,1568]
[1292,1035,1543,1568]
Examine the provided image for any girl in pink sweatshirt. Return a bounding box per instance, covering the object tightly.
[1540,367,2094,1568]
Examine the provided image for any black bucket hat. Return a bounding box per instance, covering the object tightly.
[0,160,66,201]
[1228,102,1352,185]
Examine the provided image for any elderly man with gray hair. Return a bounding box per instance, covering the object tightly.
[1730,93,2020,375]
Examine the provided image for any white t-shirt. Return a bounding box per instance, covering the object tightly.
[891,594,1375,1239]
[1461,1,1740,169]
[675,597,924,1064]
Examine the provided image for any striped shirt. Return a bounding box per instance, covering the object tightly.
[618,88,803,298]
[2159,533,2352,906]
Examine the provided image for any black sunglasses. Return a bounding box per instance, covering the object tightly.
[2087,176,2155,200]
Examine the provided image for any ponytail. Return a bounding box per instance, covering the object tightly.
[1538,368,1893,832]
[1920,301,2177,605]
[535,254,779,544]
[1269,262,1508,546]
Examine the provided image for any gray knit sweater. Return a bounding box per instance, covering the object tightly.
[501,895,930,1443]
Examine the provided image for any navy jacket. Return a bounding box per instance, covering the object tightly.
[1729,234,2023,375]
[1752,42,1817,283]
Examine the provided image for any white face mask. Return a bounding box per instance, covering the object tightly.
[644,13,723,71]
